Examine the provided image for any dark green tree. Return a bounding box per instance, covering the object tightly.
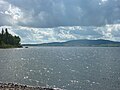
[0,28,22,48]
[2,28,4,35]
[5,28,9,44]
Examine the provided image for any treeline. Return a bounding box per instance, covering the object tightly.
[0,28,22,48]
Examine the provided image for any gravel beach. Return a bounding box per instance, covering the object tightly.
[0,83,62,90]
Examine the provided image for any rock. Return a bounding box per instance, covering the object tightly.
[0,83,62,90]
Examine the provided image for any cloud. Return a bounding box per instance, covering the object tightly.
[0,0,23,26]
[0,0,120,43]
[0,24,120,44]
[0,0,11,26]
[0,0,118,28]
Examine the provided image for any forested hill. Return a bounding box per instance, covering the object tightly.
[23,39,120,47]
[0,28,22,48]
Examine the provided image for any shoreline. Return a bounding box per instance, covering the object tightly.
[0,83,62,90]
[0,45,23,49]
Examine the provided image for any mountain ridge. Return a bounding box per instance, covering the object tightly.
[23,39,120,47]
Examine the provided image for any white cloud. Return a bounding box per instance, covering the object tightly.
[101,0,108,2]
[0,24,120,44]
[5,4,23,23]
[0,0,24,26]
[95,24,120,41]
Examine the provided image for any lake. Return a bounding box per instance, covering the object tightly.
[0,47,120,90]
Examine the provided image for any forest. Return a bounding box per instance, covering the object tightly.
[0,28,22,48]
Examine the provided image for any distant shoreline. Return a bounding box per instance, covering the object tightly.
[22,45,120,47]
[22,39,120,47]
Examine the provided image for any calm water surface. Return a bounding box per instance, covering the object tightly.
[0,47,120,90]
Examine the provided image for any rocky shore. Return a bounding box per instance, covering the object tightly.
[0,83,62,90]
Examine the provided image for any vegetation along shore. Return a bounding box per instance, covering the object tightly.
[0,28,22,48]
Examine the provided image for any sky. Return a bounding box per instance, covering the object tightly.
[0,0,120,43]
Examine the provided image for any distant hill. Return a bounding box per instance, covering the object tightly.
[23,39,120,47]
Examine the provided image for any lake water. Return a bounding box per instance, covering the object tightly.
[0,47,120,90]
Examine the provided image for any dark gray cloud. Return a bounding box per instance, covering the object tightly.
[0,0,119,28]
